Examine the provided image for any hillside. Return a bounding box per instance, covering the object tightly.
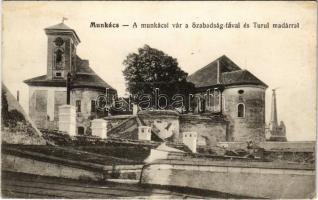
[2,83,46,145]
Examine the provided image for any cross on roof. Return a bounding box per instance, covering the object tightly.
[62,17,68,23]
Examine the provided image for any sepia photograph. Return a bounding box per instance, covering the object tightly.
[1,1,316,199]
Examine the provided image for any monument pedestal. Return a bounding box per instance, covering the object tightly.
[91,119,107,139]
[58,105,76,136]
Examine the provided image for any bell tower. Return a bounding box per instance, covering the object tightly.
[44,21,80,80]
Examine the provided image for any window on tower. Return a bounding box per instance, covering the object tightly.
[237,103,245,118]
[56,49,63,63]
[91,100,96,113]
[54,48,65,70]
[76,100,81,112]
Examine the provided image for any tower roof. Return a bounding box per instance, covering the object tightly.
[45,22,81,44]
[187,55,267,88]
[45,22,73,30]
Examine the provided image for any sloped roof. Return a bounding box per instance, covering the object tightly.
[73,56,116,90]
[24,56,116,91]
[45,22,81,43]
[24,75,66,87]
[187,55,267,88]
[221,70,267,87]
[45,23,73,30]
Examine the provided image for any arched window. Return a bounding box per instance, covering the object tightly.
[237,103,245,118]
[54,48,64,70]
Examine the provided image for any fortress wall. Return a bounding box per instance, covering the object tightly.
[104,115,132,130]
[259,141,315,151]
[180,115,227,145]
[138,110,180,141]
[140,162,315,199]
[2,152,143,181]
[2,153,104,181]
[217,141,315,151]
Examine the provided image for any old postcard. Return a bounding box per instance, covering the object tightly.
[1,1,316,199]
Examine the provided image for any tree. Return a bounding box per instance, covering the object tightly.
[123,45,195,110]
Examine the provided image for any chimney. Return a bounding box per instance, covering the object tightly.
[138,126,152,141]
[182,132,197,153]
[17,90,19,102]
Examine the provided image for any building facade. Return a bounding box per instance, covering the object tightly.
[103,56,269,145]
[24,22,117,135]
[187,55,268,142]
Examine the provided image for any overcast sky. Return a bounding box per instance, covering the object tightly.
[2,1,316,141]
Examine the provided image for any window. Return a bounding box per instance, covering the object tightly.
[54,48,64,69]
[76,100,81,112]
[237,103,245,118]
[91,100,96,113]
[54,37,64,46]
[55,72,62,77]
[78,127,84,135]
[238,90,244,94]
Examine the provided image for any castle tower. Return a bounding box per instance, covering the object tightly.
[45,22,80,79]
[222,84,267,142]
[187,55,268,143]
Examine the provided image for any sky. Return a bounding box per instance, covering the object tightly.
[2,1,316,141]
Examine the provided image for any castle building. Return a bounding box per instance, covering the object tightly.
[23,22,270,144]
[187,55,268,142]
[103,56,269,145]
[24,22,117,135]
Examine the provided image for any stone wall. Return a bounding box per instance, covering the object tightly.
[140,162,315,199]
[107,117,138,140]
[2,153,143,181]
[138,110,180,141]
[223,85,266,142]
[103,111,229,145]
[2,153,104,181]
[217,141,315,151]
[180,115,227,145]
[259,141,315,151]
[104,115,132,130]
[217,141,315,163]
